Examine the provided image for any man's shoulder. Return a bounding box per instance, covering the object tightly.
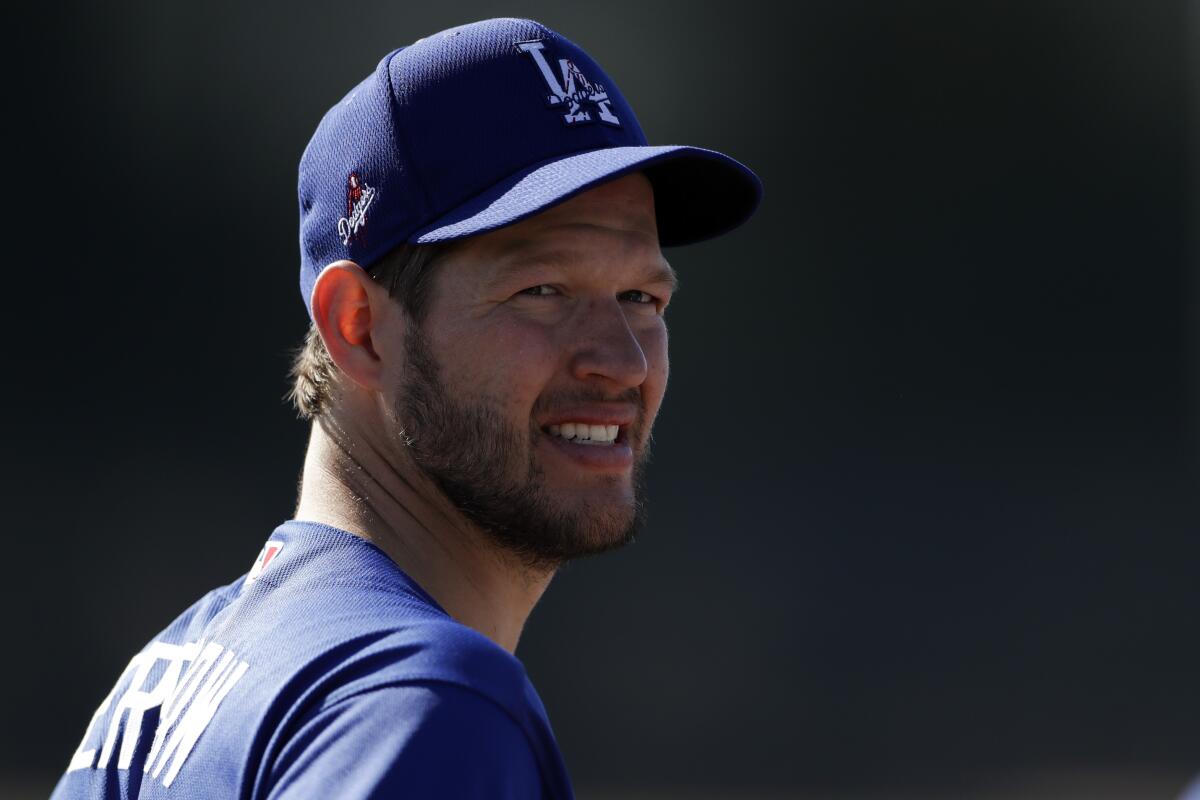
[263,680,559,799]
[242,619,562,799]
[230,534,533,709]
[232,535,570,798]
[290,603,537,719]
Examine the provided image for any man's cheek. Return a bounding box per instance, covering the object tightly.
[443,351,550,410]
[465,333,558,392]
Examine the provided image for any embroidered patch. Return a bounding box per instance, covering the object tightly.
[515,40,621,127]
[337,172,376,245]
[245,540,284,587]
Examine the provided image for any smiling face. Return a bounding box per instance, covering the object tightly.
[385,173,674,568]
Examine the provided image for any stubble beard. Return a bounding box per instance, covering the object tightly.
[394,324,651,571]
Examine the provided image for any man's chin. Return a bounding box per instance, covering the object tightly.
[475,495,644,569]
[542,475,637,507]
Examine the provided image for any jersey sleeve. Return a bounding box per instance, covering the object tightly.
[263,681,548,799]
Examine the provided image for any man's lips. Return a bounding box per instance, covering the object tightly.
[536,404,640,468]
[538,429,635,469]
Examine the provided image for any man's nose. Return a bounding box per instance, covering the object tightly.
[568,299,649,389]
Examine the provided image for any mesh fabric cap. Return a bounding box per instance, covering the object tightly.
[297,17,763,318]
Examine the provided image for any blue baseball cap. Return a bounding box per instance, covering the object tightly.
[298,17,763,319]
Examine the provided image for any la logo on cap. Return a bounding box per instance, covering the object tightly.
[516,40,620,127]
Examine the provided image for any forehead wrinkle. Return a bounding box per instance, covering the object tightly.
[487,242,677,292]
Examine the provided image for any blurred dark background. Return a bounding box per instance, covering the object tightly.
[5,1,1197,797]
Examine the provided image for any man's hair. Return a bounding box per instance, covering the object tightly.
[286,241,455,419]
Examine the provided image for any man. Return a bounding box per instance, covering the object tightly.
[52,17,761,798]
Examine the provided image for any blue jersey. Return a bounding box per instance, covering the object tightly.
[51,520,575,799]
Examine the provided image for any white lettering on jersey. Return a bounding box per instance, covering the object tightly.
[146,640,250,787]
[65,638,248,789]
[99,640,201,770]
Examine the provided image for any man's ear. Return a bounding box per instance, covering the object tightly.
[310,260,393,392]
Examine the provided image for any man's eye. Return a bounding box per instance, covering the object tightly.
[519,285,558,297]
[619,290,657,305]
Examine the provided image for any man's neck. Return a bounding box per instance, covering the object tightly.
[292,416,556,654]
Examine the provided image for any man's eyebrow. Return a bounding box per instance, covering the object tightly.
[648,262,679,292]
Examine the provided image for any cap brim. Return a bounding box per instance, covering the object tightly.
[410,145,762,247]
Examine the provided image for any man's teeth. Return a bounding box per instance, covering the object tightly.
[547,422,619,445]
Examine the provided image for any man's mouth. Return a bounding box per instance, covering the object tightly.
[544,422,622,446]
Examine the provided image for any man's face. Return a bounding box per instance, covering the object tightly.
[385,173,674,568]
